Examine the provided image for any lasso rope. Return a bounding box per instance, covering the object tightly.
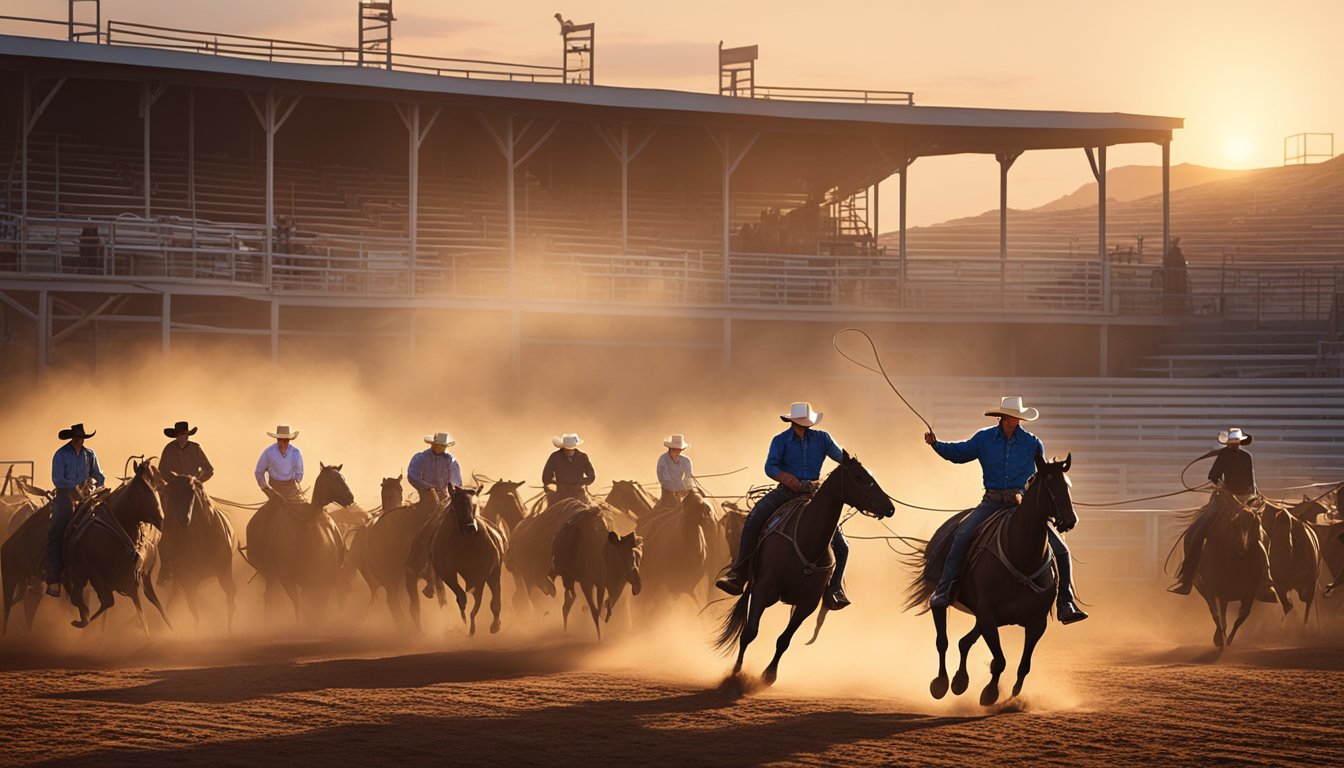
[833,327,933,432]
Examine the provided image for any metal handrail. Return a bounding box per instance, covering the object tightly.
[752,85,915,105]
[103,19,565,81]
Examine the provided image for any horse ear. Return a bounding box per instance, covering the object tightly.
[1034,450,1046,472]
[1062,453,1072,472]
[320,462,328,470]
[842,449,852,462]
[607,530,620,544]
[334,464,343,472]
[397,473,403,481]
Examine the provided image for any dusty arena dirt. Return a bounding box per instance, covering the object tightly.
[3,613,1344,767]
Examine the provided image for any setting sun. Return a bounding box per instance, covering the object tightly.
[1223,135,1256,166]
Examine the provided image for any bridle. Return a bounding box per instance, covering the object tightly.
[834,459,886,519]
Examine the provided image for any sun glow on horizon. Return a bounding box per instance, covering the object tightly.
[1222,135,1257,167]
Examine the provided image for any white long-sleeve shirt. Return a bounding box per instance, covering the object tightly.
[255,443,304,489]
[656,452,694,493]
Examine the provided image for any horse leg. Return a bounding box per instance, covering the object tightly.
[930,605,951,699]
[1227,599,1254,646]
[468,584,484,638]
[488,565,503,635]
[977,613,1007,707]
[129,585,151,640]
[83,584,116,629]
[561,577,576,632]
[404,570,424,633]
[142,575,174,632]
[1012,616,1047,698]
[219,569,238,635]
[68,579,93,629]
[583,582,602,639]
[1201,591,1224,648]
[951,623,982,697]
[180,579,202,629]
[762,601,815,687]
[446,574,468,624]
[733,594,764,676]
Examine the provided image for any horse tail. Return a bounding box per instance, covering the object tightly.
[712,590,751,655]
[804,606,830,646]
[902,542,936,615]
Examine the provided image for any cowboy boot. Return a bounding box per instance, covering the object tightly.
[823,585,851,611]
[715,567,746,596]
[1057,597,1089,625]
[929,579,957,609]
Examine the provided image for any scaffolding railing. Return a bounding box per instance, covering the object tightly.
[752,85,914,105]
[99,20,565,82]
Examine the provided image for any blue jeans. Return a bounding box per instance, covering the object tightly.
[936,493,1077,604]
[46,491,74,584]
[734,484,849,591]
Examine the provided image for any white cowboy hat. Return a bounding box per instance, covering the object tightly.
[780,402,823,427]
[552,433,584,449]
[663,434,691,450]
[1218,427,1252,446]
[267,425,299,440]
[985,396,1039,421]
[424,431,456,447]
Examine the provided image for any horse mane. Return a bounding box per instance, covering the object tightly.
[901,512,967,614]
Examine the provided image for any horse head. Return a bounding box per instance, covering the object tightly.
[1288,495,1330,525]
[606,480,651,518]
[448,485,482,533]
[680,490,716,528]
[315,463,355,509]
[487,480,526,498]
[161,470,204,527]
[1261,502,1294,561]
[605,530,643,596]
[832,451,895,519]
[130,460,166,531]
[381,475,404,511]
[1029,451,1076,533]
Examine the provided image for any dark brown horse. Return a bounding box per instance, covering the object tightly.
[414,486,507,636]
[1177,489,1266,649]
[637,491,715,607]
[2,499,51,633]
[505,497,590,611]
[158,471,238,631]
[551,504,643,638]
[243,463,354,623]
[908,453,1075,705]
[350,484,436,626]
[64,460,172,636]
[480,479,527,536]
[1263,500,1321,624]
[715,453,893,685]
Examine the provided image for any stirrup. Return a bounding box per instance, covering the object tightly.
[715,569,746,596]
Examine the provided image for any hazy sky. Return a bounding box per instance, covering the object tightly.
[6,0,1341,226]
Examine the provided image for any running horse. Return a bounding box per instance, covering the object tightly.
[158,471,238,631]
[412,486,507,636]
[714,452,893,685]
[907,453,1075,706]
[1177,488,1272,649]
[243,463,355,623]
[63,460,173,636]
[1262,499,1321,624]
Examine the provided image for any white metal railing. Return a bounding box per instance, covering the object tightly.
[4,213,1341,319]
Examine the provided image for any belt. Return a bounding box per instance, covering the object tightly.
[984,488,1023,504]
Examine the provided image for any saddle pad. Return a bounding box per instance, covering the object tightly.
[763,496,809,536]
[964,507,1057,591]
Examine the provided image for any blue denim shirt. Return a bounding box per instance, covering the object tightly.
[764,428,844,483]
[52,442,105,490]
[408,448,462,493]
[933,425,1044,491]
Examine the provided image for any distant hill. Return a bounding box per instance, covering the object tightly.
[1034,163,1252,212]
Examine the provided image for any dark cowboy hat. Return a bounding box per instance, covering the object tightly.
[58,423,95,440]
[164,420,199,438]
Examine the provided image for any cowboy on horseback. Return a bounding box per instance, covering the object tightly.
[159,420,214,484]
[45,423,105,598]
[543,433,595,505]
[923,396,1088,624]
[1167,427,1284,608]
[653,434,694,516]
[249,425,304,566]
[715,402,852,611]
[409,431,462,512]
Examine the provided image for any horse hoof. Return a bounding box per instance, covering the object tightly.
[951,670,969,696]
[761,669,777,687]
[1213,630,1225,648]
[421,586,434,599]
[979,685,999,707]
[490,621,501,635]
[930,676,949,700]
[1011,682,1024,698]
[71,620,88,629]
